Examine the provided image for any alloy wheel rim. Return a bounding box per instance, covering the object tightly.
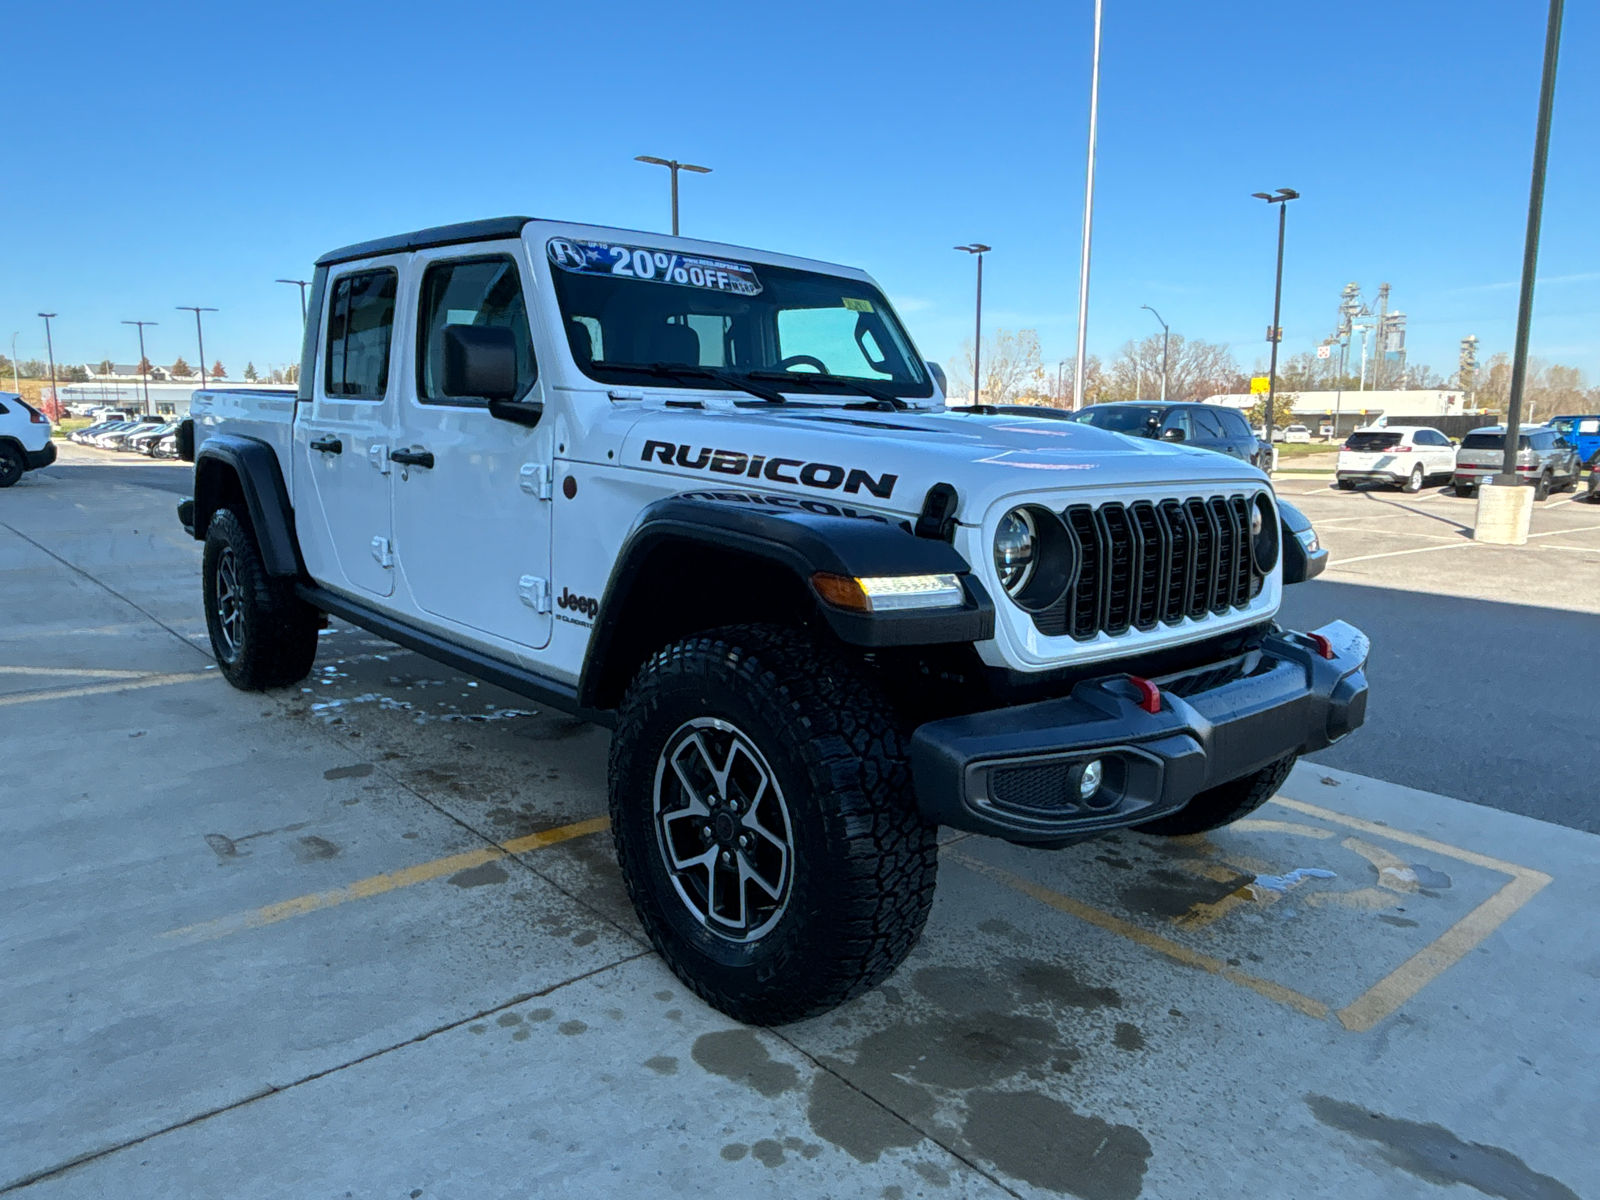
[652,718,794,942]
[215,548,243,659]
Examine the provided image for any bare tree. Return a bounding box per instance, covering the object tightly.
[946,328,1048,403]
[1104,333,1243,402]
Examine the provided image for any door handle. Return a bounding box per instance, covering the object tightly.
[390,448,434,469]
[309,435,343,454]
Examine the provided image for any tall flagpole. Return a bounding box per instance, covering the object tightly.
[1072,0,1104,410]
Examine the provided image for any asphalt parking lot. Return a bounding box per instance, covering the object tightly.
[3,445,1596,1199]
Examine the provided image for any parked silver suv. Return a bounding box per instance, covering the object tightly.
[1452,425,1580,500]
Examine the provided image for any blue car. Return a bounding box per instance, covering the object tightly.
[1549,414,1600,471]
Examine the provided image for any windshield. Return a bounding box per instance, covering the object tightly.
[1345,432,1402,451]
[1075,405,1163,435]
[545,238,931,399]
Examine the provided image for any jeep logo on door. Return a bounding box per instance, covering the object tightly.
[640,441,897,499]
[557,588,599,620]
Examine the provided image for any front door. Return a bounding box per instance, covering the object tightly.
[391,246,553,651]
[296,262,402,599]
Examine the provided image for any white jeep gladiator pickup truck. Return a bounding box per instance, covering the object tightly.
[176,216,1366,1024]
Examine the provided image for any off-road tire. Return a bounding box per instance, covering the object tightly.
[1134,753,1297,837]
[609,624,938,1025]
[0,443,25,488]
[202,508,319,690]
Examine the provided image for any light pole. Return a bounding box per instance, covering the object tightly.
[634,156,712,236]
[10,333,20,392]
[1499,0,1565,487]
[1140,305,1170,402]
[1072,0,1105,411]
[276,279,311,325]
[177,306,217,389]
[1251,188,1300,446]
[122,320,157,414]
[955,245,991,404]
[37,314,59,414]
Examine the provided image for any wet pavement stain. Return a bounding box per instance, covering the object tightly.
[292,835,341,862]
[691,1030,800,1098]
[558,1020,587,1036]
[913,1160,951,1186]
[1119,866,1254,919]
[750,1138,785,1167]
[806,1071,924,1163]
[1308,1095,1579,1200]
[962,1088,1151,1200]
[323,762,374,780]
[1112,1023,1145,1051]
[643,1055,678,1075]
[913,958,1120,1017]
[720,1143,748,1161]
[448,862,509,888]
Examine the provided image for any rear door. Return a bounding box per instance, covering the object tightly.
[1188,407,1232,457]
[295,260,403,599]
[390,243,553,651]
[1216,408,1257,462]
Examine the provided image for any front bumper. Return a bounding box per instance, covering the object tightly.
[910,621,1369,845]
[25,442,57,470]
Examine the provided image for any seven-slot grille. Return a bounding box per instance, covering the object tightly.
[1032,495,1266,640]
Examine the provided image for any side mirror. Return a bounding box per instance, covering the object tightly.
[926,361,948,395]
[443,325,542,427]
[1161,427,1186,442]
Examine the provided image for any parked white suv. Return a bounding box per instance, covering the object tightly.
[1336,426,1456,493]
[0,392,57,487]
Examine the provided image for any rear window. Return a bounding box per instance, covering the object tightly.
[1346,432,1402,451]
[1460,433,1531,451]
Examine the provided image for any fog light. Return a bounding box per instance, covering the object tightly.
[1078,759,1104,800]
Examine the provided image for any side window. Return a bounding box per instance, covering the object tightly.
[325,269,398,399]
[1159,409,1192,439]
[1219,410,1252,439]
[1190,408,1225,440]
[416,256,538,404]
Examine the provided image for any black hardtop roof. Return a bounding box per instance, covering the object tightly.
[317,217,535,268]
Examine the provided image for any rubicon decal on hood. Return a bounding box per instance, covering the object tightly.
[640,440,897,499]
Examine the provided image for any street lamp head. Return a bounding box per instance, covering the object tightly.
[38,312,57,319]
[954,243,990,255]
[679,163,712,175]
[1253,188,1300,204]
[1251,192,1273,201]
[635,155,673,167]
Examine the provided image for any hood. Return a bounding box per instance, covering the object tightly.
[610,403,1268,523]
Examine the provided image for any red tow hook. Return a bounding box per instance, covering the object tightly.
[1127,675,1162,715]
[1307,632,1336,660]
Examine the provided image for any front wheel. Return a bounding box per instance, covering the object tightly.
[609,625,937,1025]
[203,508,320,690]
[1135,753,1297,836]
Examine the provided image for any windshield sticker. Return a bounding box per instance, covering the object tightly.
[547,238,763,296]
[841,297,874,312]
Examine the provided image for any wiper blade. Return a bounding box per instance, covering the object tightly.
[745,370,909,410]
[596,361,787,405]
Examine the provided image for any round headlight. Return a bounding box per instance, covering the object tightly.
[994,506,1076,612]
[1251,493,1279,573]
[994,508,1037,592]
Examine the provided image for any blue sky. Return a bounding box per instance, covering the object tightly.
[5,0,1596,386]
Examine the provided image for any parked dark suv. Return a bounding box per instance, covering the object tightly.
[1045,402,1269,470]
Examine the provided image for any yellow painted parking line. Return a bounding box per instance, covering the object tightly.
[1271,796,1553,1032]
[161,816,610,944]
[0,665,153,678]
[0,671,217,708]
[956,796,1551,1032]
[949,851,1330,1021]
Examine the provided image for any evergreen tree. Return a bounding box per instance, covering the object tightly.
[244,362,258,381]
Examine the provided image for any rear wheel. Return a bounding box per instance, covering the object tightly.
[1533,471,1552,502]
[1135,754,1297,836]
[203,508,319,690]
[1403,464,1424,493]
[609,625,937,1025]
[1335,479,1355,491]
[0,443,25,488]
[1454,481,1476,497]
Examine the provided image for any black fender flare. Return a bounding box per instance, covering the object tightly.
[577,493,994,710]
[1277,498,1327,584]
[191,434,302,578]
